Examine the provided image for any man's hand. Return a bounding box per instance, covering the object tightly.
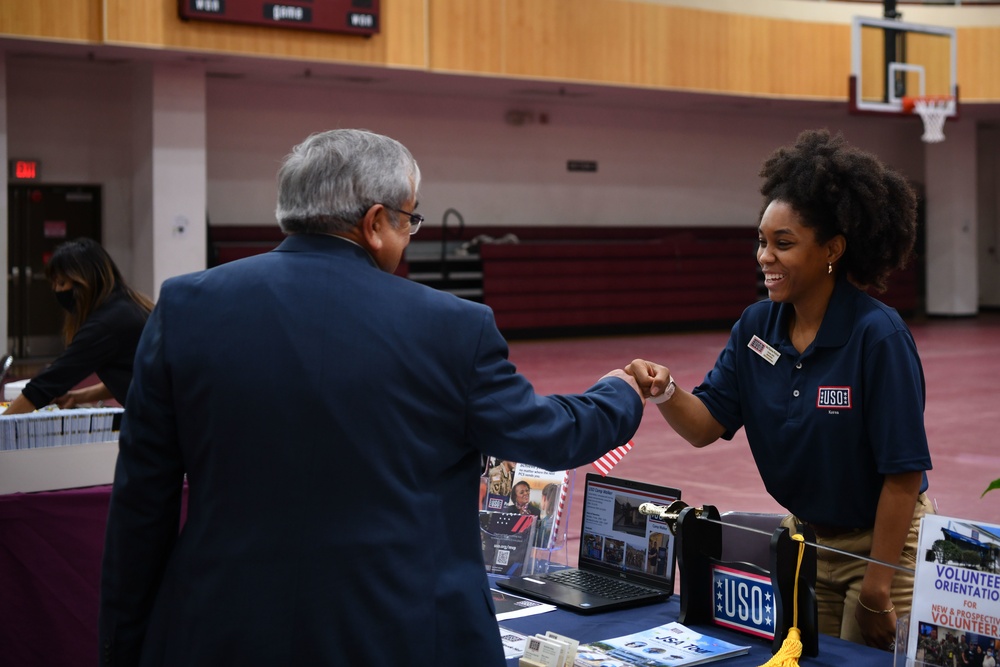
[601,368,645,403]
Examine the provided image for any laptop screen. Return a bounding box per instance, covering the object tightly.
[577,473,681,591]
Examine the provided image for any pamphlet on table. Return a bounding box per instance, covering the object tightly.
[492,588,557,621]
[573,621,750,667]
[499,625,529,660]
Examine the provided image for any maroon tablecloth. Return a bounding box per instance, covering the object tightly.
[0,484,187,667]
[1,485,113,666]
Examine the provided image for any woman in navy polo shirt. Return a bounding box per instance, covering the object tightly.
[628,129,932,652]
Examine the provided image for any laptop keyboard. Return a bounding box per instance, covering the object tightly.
[544,569,661,600]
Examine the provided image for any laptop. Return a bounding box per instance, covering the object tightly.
[497,473,681,614]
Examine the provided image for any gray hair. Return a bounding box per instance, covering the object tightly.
[275,129,421,234]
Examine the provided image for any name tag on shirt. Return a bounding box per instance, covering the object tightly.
[748,335,781,366]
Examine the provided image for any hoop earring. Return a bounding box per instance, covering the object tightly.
[828,262,833,275]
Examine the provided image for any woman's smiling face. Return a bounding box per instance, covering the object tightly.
[756,199,835,305]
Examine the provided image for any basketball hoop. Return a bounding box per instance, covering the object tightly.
[903,95,955,144]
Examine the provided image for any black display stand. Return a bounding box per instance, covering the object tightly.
[674,504,819,657]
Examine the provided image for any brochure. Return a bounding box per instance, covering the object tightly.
[906,514,1000,664]
[573,621,750,667]
[479,458,569,550]
[513,463,570,550]
[491,588,557,621]
[480,511,536,575]
[498,626,529,660]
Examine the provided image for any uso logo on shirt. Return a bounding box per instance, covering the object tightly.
[817,386,852,409]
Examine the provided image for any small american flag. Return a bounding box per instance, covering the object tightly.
[550,470,572,543]
[592,440,634,476]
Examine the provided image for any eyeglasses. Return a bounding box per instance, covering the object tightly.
[380,204,423,235]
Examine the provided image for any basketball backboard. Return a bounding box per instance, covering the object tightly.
[849,15,957,117]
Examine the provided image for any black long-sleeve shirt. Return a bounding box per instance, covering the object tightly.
[22,291,149,408]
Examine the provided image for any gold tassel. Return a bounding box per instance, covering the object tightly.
[758,533,806,667]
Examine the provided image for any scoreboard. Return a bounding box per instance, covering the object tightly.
[179,0,380,37]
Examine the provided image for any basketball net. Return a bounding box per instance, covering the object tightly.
[905,96,955,144]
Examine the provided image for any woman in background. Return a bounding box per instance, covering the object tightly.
[2,238,152,414]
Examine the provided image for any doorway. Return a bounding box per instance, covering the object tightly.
[7,184,102,360]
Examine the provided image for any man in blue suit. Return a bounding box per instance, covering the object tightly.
[99,129,645,666]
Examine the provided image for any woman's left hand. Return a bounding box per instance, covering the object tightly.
[855,597,899,652]
[54,382,112,408]
[55,389,86,409]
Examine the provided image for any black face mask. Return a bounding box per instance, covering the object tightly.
[55,289,76,313]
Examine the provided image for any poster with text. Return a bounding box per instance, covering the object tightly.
[906,514,1000,665]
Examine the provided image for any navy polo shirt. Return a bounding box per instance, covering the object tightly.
[694,276,931,529]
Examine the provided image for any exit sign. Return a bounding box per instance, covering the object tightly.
[9,159,41,181]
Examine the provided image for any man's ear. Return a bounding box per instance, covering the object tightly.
[359,204,384,252]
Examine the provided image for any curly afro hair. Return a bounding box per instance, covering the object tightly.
[758,129,917,292]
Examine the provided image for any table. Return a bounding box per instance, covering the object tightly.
[499,592,891,667]
[1,483,890,667]
[0,483,189,667]
[0,485,113,667]
[0,439,119,494]
[0,437,120,666]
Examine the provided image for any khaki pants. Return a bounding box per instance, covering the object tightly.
[781,493,934,645]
